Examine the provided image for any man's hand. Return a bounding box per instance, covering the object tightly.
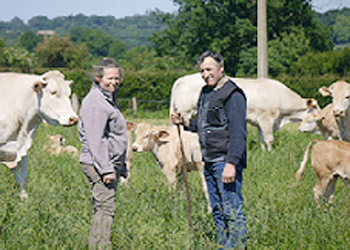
[170,111,190,127]
[103,173,116,184]
[222,163,236,184]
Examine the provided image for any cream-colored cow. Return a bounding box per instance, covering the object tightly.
[170,73,319,151]
[0,70,78,199]
[43,134,79,157]
[319,81,350,141]
[298,104,340,140]
[132,121,210,212]
[296,140,350,204]
[119,121,135,186]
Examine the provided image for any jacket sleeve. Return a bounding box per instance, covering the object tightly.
[225,90,247,166]
[80,105,114,175]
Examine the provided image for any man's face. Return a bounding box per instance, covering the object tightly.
[99,67,121,92]
[199,57,224,87]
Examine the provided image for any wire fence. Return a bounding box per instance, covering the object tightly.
[118,97,170,114]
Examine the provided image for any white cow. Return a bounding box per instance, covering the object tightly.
[319,81,350,141]
[170,73,319,151]
[298,104,340,140]
[0,70,79,199]
[132,121,211,212]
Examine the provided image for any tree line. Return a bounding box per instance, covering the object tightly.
[0,0,349,110]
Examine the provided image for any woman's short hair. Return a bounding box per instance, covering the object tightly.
[196,50,224,68]
[92,57,125,82]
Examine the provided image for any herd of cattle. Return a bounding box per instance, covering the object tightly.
[1,70,350,206]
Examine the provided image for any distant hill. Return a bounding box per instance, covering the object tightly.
[1,8,349,48]
[0,13,168,47]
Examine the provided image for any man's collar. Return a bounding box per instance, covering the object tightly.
[214,75,230,91]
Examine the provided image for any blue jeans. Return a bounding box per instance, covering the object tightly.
[204,161,247,249]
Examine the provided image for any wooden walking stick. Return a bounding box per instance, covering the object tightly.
[174,108,193,236]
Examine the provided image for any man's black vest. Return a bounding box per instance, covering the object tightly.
[197,80,245,162]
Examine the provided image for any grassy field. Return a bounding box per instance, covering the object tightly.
[1,110,350,249]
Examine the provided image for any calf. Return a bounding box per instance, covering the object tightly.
[319,81,350,141]
[296,140,350,204]
[43,134,79,157]
[119,121,135,186]
[298,104,340,140]
[132,121,210,212]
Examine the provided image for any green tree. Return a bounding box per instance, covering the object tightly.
[237,27,313,77]
[18,31,43,51]
[151,0,333,76]
[34,34,89,68]
[69,28,128,59]
[333,14,350,44]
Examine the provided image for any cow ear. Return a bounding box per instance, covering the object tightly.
[127,121,135,131]
[319,86,331,97]
[67,80,74,86]
[159,130,170,138]
[33,81,45,93]
[306,98,319,110]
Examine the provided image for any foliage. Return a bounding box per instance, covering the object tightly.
[2,113,350,249]
[18,31,43,52]
[0,45,38,72]
[151,0,333,76]
[69,27,128,59]
[34,34,89,68]
[333,14,350,44]
[315,7,350,45]
[291,47,350,77]
[237,27,313,77]
[0,14,168,48]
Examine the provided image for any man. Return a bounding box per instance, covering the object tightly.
[171,50,247,249]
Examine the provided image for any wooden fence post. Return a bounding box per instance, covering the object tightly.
[132,97,137,116]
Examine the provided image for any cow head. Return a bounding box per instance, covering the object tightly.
[38,70,79,126]
[132,121,170,152]
[319,81,350,118]
[298,112,322,134]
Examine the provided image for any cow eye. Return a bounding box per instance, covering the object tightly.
[346,95,350,99]
[51,91,57,96]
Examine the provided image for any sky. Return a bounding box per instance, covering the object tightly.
[0,0,349,24]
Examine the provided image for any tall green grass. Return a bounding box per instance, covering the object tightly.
[1,114,350,249]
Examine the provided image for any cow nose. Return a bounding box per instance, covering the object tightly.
[64,117,79,127]
[132,145,138,151]
[333,109,344,117]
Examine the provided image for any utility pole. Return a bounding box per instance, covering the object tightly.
[257,0,268,78]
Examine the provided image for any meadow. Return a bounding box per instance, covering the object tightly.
[1,110,350,250]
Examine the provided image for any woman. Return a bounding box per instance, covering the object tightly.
[78,57,128,249]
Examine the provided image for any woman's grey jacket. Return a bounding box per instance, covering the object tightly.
[78,82,127,175]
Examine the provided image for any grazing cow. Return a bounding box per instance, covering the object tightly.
[119,121,135,186]
[296,140,350,204]
[0,70,79,199]
[319,81,350,141]
[132,121,211,212]
[298,104,340,140]
[170,73,319,151]
[43,134,79,157]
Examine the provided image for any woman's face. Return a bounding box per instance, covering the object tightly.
[99,67,120,92]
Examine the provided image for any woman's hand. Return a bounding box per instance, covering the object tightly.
[103,173,116,184]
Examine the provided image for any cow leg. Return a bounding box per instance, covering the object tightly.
[10,156,29,199]
[313,174,333,204]
[324,176,338,203]
[258,120,274,152]
[163,168,177,190]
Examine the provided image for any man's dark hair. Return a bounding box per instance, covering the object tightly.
[196,50,224,67]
